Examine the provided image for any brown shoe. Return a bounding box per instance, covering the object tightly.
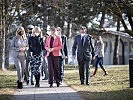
[90,74,96,77]
[103,72,108,76]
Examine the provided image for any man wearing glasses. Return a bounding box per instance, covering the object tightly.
[72,26,95,85]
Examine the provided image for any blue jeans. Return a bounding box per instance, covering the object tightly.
[95,56,104,68]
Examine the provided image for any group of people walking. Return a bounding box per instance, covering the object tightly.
[11,25,108,89]
[11,26,68,89]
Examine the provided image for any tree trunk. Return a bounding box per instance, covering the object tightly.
[120,39,125,65]
[0,0,6,69]
[113,35,120,65]
[0,0,2,68]
[48,6,55,27]
[5,27,10,68]
[113,20,120,65]
[1,19,6,70]
[99,10,105,29]
[66,18,71,38]
[42,3,48,33]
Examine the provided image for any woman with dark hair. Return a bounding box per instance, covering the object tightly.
[91,36,108,77]
[45,27,62,87]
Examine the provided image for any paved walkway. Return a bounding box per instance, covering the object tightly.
[11,79,84,100]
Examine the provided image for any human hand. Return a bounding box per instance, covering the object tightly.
[50,48,54,52]
[19,47,25,52]
[72,55,76,59]
[30,52,33,57]
[92,56,95,60]
[64,56,68,59]
[63,56,67,59]
[48,48,54,52]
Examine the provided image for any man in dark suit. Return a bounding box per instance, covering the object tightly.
[72,26,95,85]
[57,27,68,82]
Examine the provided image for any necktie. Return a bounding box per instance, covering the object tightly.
[81,36,84,46]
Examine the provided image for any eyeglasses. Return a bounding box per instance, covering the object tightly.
[80,28,86,30]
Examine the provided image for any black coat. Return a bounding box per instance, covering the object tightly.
[61,35,68,57]
[29,36,44,55]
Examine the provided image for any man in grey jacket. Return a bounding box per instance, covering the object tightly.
[72,26,95,85]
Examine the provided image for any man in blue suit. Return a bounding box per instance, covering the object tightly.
[72,26,95,85]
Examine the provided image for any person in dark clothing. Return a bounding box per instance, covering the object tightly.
[29,27,44,87]
[72,26,95,85]
[56,27,68,82]
[42,34,49,80]
[45,27,62,87]
[24,25,34,85]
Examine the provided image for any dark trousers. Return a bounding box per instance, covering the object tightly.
[59,57,64,81]
[78,60,91,84]
[47,55,60,84]
[95,56,104,68]
[41,57,48,78]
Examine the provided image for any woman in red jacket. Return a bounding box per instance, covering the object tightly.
[45,27,62,87]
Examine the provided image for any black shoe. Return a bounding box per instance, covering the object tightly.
[56,82,60,87]
[42,77,48,80]
[81,81,84,85]
[49,84,53,87]
[31,81,34,85]
[86,83,90,86]
[19,82,23,89]
[26,80,29,85]
[35,84,40,87]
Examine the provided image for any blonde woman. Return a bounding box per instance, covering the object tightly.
[29,27,44,87]
[11,27,28,89]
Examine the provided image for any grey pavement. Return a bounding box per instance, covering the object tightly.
[11,79,84,100]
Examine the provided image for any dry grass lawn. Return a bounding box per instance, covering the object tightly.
[0,70,17,100]
[64,66,133,100]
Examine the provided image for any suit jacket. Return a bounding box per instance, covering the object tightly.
[45,35,62,57]
[72,34,95,61]
[61,35,68,57]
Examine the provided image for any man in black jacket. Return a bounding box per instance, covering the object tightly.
[72,26,95,85]
[56,27,68,82]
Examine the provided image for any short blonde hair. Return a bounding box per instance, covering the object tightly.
[32,27,43,38]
